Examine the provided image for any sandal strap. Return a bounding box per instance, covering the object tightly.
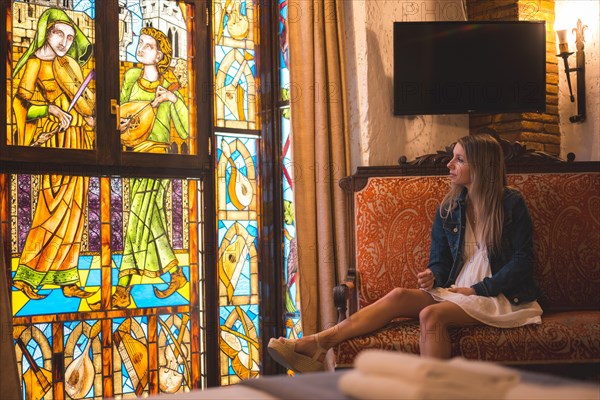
[312,334,328,361]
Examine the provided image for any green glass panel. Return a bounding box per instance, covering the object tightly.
[119,0,196,155]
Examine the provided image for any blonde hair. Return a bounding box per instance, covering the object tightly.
[141,27,172,73]
[440,133,506,253]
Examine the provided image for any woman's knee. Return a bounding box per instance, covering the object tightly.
[385,287,409,304]
[419,305,447,328]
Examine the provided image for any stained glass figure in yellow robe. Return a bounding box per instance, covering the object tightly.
[11,8,96,299]
[113,27,190,308]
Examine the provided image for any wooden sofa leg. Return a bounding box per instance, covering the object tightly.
[333,282,354,323]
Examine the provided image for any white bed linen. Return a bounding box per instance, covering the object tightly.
[147,370,599,400]
[147,379,599,400]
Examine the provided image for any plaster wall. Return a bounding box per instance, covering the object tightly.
[343,0,468,171]
[344,0,600,168]
[555,0,600,161]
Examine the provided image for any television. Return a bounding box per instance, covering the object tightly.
[393,21,546,116]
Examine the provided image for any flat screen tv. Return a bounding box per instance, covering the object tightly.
[393,21,546,116]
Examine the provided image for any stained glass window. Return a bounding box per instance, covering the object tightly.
[213,0,258,130]
[3,0,296,392]
[119,0,197,155]
[279,0,302,344]
[7,172,203,397]
[215,134,260,384]
[6,0,207,394]
[213,0,263,385]
[7,2,96,149]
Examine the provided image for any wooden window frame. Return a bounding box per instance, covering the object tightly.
[0,0,289,387]
[0,0,211,178]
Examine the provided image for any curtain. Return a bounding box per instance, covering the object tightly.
[288,0,350,342]
[1,228,21,399]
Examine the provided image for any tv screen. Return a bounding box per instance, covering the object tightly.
[393,21,546,116]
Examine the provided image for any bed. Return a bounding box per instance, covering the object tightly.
[150,369,599,400]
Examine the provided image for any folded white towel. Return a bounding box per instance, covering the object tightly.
[339,370,503,400]
[354,350,520,391]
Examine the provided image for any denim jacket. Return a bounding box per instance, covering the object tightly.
[427,187,541,305]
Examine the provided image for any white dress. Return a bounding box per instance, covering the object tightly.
[427,216,542,328]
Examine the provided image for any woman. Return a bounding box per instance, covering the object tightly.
[268,133,542,372]
[12,8,95,299]
[114,27,189,308]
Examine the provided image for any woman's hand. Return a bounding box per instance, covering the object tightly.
[84,115,95,128]
[417,269,435,290]
[48,104,73,130]
[151,86,177,107]
[448,287,475,296]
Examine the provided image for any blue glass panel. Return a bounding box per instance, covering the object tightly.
[219,305,260,381]
[64,320,101,399]
[213,0,259,129]
[113,317,149,397]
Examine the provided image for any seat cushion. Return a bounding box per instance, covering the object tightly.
[334,311,600,367]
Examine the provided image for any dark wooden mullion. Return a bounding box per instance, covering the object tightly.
[191,0,212,168]
[257,1,286,376]
[95,0,121,166]
[0,0,6,155]
[201,0,220,389]
[11,305,192,326]
[213,127,262,138]
[0,160,209,180]
[121,152,211,172]
[0,147,96,166]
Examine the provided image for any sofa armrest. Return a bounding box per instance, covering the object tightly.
[333,271,358,323]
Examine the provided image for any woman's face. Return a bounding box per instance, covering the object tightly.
[447,143,472,188]
[136,34,163,66]
[47,22,75,57]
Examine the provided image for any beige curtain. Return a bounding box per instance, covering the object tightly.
[1,230,21,399]
[288,0,350,338]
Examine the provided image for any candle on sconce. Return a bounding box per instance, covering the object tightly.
[556,29,569,53]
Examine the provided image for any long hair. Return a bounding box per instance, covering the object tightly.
[440,133,506,253]
[140,27,172,73]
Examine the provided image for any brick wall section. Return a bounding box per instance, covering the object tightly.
[466,0,560,155]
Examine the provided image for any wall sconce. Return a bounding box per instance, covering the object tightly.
[556,19,587,123]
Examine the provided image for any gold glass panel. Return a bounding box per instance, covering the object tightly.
[8,2,96,149]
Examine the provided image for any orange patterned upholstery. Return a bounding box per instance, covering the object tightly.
[335,172,600,367]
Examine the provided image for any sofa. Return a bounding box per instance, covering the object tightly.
[333,139,600,370]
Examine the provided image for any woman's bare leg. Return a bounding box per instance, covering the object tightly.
[287,288,437,359]
[418,301,479,358]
